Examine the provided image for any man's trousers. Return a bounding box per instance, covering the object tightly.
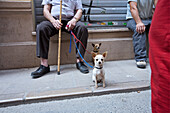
[36,20,88,59]
[127,19,151,62]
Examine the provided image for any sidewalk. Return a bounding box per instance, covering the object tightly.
[0,60,151,107]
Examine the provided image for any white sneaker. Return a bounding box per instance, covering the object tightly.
[136,61,146,68]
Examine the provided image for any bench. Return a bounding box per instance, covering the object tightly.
[32,0,128,31]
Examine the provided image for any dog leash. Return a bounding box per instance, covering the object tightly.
[66,25,91,54]
[69,31,93,68]
[70,31,91,54]
[66,25,93,68]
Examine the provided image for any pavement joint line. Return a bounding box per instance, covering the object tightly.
[22,93,27,101]
[91,87,95,93]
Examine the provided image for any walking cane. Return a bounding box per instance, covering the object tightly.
[57,0,62,75]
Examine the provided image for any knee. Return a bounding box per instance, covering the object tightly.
[127,20,136,31]
[80,25,88,33]
[36,22,46,33]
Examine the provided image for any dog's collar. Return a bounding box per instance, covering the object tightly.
[93,50,99,53]
[95,66,103,69]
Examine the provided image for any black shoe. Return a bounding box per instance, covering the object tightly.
[31,65,50,78]
[76,62,89,74]
[136,61,146,68]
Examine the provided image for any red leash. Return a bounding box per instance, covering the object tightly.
[70,32,91,54]
[66,25,91,54]
[65,25,94,68]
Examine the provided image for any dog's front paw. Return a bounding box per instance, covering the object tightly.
[95,84,98,88]
[103,84,105,88]
[103,80,106,88]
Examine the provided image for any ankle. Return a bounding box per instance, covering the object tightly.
[41,58,48,67]
[41,63,48,67]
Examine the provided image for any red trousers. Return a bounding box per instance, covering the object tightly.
[149,0,170,113]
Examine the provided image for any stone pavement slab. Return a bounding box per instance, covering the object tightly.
[0,60,151,106]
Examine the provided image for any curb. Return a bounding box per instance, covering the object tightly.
[0,80,150,107]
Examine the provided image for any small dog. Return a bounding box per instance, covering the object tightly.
[92,51,107,88]
[92,43,102,54]
[91,43,102,65]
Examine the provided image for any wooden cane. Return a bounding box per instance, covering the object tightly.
[57,0,62,75]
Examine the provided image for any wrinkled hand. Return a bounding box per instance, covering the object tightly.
[136,22,146,33]
[66,18,77,31]
[51,19,63,30]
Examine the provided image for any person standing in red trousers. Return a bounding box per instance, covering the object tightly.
[149,0,170,113]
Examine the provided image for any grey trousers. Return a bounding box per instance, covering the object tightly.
[36,20,88,59]
[127,19,151,62]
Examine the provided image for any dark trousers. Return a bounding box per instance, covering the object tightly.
[36,20,88,59]
[127,19,151,62]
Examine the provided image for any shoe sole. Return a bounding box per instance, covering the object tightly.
[76,66,89,74]
[31,70,50,79]
[80,70,89,74]
[32,74,43,79]
[137,65,146,68]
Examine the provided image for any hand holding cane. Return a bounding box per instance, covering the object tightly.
[57,0,62,75]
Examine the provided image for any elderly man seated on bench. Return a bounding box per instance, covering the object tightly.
[31,0,89,78]
[126,0,157,68]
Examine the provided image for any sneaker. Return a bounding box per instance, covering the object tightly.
[31,65,50,78]
[136,61,146,68]
[76,62,89,74]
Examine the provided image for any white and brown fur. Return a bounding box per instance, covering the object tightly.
[92,51,107,88]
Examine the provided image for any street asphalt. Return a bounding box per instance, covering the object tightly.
[0,90,152,113]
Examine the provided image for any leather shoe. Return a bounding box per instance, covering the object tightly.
[31,65,50,78]
[76,62,89,74]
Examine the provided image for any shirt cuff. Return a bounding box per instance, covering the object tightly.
[41,0,51,5]
[128,0,137,3]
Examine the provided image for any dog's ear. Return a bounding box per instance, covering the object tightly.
[92,43,95,47]
[102,51,108,58]
[99,43,102,47]
[91,52,97,59]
